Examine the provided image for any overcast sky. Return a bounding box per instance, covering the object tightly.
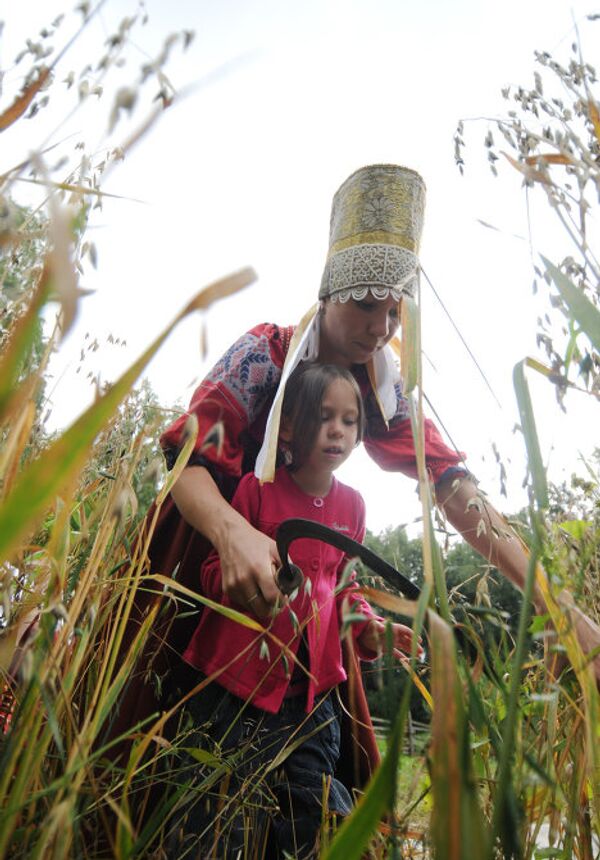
[3,0,599,533]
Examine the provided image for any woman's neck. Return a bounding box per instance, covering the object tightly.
[316,342,352,368]
[289,465,333,498]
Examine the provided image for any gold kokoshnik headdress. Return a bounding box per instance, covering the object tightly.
[255,164,426,483]
[319,164,425,303]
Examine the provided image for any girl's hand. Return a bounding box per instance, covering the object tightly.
[358,619,424,660]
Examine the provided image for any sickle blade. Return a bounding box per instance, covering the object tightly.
[275,518,421,601]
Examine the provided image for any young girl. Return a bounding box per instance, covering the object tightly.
[173,363,417,858]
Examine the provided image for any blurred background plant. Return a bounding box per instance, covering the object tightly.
[455,25,600,405]
[0,5,251,858]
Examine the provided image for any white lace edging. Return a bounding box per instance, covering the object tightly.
[330,284,408,303]
[320,243,418,300]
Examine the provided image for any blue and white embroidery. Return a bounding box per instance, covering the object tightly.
[205,331,281,420]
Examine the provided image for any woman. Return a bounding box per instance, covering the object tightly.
[163,165,467,621]
[118,165,599,784]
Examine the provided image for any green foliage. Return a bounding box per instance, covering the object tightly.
[80,378,170,519]
[363,525,523,723]
[364,524,425,588]
[0,201,50,469]
[0,202,48,374]
[362,527,428,722]
[445,542,521,636]
[545,455,600,626]
[451,24,600,857]
[0,8,251,858]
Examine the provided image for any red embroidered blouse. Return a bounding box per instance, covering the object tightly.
[160,322,465,488]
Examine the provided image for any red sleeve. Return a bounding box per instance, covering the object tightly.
[353,365,467,485]
[199,473,262,599]
[160,323,293,479]
[365,414,466,485]
[198,548,222,602]
[229,472,262,524]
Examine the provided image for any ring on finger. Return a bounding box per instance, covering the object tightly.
[247,591,262,605]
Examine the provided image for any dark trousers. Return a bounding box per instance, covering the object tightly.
[166,678,352,859]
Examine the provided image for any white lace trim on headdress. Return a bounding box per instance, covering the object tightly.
[320,243,418,300]
[330,284,407,304]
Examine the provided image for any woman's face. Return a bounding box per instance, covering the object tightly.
[318,293,400,367]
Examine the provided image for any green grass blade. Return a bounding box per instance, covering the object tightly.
[322,685,407,859]
[0,268,255,564]
[487,530,539,859]
[513,359,549,510]
[542,255,600,352]
[408,396,451,621]
[429,611,487,860]
[401,294,419,395]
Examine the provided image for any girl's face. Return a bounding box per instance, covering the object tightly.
[303,377,360,475]
[318,294,400,367]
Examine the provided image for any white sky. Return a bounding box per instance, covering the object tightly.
[2,0,599,533]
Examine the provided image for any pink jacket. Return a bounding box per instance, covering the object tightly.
[183,467,380,713]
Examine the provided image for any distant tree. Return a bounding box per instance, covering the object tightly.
[364,525,425,588]
[361,522,526,722]
[0,200,50,398]
[547,449,600,521]
[544,452,600,624]
[363,523,522,639]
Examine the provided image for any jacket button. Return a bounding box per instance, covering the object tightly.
[311,559,319,571]
[313,497,324,508]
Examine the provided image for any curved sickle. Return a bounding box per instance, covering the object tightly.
[274,520,505,686]
[275,517,421,600]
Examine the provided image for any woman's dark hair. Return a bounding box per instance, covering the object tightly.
[280,363,364,470]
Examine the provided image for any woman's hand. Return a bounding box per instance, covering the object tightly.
[358,619,424,660]
[437,475,600,685]
[214,516,282,618]
[171,465,282,619]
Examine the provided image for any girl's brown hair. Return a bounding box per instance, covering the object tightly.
[280,363,365,470]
